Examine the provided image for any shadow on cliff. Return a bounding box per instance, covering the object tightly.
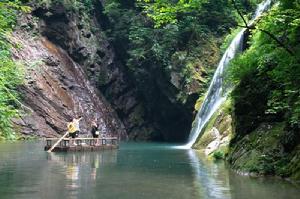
[23,1,194,142]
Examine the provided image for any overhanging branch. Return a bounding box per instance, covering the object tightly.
[232,0,295,56]
[231,0,249,28]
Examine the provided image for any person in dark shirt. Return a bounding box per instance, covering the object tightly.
[90,121,100,145]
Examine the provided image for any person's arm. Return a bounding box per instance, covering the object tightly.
[74,117,83,123]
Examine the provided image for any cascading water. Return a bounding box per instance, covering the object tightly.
[184,0,272,149]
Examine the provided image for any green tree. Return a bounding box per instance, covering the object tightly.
[229,0,300,127]
[103,0,261,104]
[0,0,29,139]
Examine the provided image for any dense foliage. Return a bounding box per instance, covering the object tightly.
[137,0,262,27]
[37,0,94,12]
[0,1,28,139]
[227,0,300,179]
[230,0,300,128]
[104,0,259,103]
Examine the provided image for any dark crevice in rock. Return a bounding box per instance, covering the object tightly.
[94,1,194,142]
[25,0,193,142]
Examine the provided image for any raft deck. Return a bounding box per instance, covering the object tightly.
[44,137,119,152]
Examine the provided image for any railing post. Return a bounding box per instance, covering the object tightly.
[47,140,52,147]
[45,136,119,151]
[112,139,116,145]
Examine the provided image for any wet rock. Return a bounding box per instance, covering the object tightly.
[193,99,233,156]
[28,2,150,140]
[205,139,220,155]
[43,55,60,66]
[12,31,126,138]
[20,0,196,142]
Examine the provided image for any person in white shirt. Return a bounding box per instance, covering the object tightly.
[72,116,82,134]
[69,116,82,146]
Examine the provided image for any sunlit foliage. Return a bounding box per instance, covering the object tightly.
[0,1,28,139]
[103,0,257,102]
[229,0,300,127]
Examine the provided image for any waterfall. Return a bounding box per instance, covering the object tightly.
[184,0,272,149]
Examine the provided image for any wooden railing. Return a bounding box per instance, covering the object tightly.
[45,137,119,148]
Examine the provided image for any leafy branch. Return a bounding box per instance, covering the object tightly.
[231,0,294,56]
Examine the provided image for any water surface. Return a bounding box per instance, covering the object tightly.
[0,141,299,199]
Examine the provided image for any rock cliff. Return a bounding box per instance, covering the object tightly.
[12,28,126,138]
[12,0,196,141]
[12,0,225,142]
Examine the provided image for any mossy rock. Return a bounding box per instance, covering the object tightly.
[228,122,300,179]
[212,150,225,160]
[193,128,216,149]
[194,95,205,111]
[279,146,300,181]
[192,98,233,159]
[211,144,229,160]
[193,98,233,154]
[128,104,145,126]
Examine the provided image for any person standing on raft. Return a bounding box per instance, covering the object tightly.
[67,116,83,146]
[90,121,100,145]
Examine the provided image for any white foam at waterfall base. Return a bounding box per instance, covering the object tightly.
[175,0,272,150]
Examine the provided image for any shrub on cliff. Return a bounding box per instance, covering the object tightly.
[227,0,300,179]
[0,1,29,139]
[103,0,258,103]
[229,1,300,128]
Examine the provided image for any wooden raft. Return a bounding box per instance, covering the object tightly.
[44,137,119,152]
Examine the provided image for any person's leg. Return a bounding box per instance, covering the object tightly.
[91,132,96,145]
[69,133,73,146]
[93,134,97,145]
[95,135,99,146]
[75,131,80,145]
[72,133,77,145]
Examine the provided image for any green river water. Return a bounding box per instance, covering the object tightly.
[0,141,299,199]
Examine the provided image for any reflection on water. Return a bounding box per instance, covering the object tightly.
[0,141,299,199]
[188,150,231,199]
[45,149,118,199]
[187,150,300,199]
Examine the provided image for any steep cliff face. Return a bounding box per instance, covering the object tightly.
[99,0,227,142]
[8,0,167,140]
[11,26,126,138]
[227,73,300,180]
[225,1,300,180]
[25,0,198,142]
[193,99,232,158]
[11,1,224,141]
[191,0,300,180]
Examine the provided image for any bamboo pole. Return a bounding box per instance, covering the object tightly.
[47,131,69,153]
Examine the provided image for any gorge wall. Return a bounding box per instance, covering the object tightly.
[13,0,207,141]
[11,0,260,143]
[192,1,300,180]
[12,1,142,139]
[12,26,126,138]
